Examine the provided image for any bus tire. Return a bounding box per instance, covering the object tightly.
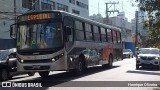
[102,55,113,69]
[38,71,49,78]
[107,54,113,68]
[75,60,85,75]
[136,64,139,70]
[0,69,9,81]
[28,72,35,76]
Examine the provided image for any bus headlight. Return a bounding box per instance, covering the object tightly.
[20,59,24,63]
[52,53,64,62]
[61,53,64,56]
[52,58,56,62]
[70,57,73,62]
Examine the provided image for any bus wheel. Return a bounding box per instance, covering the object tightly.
[157,64,160,70]
[28,72,35,76]
[38,71,49,78]
[102,55,113,69]
[0,69,9,81]
[136,64,139,70]
[107,55,113,68]
[75,60,85,75]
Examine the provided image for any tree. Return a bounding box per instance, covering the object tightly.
[136,0,160,48]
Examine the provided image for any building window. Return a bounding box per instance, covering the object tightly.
[57,3,68,12]
[69,0,75,4]
[76,1,88,9]
[22,0,39,10]
[72,9,80,15]
[41,0,55,10]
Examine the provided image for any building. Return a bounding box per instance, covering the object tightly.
[89,13,104,23]
[20,0,89,18]
[131,10,148,47]
[0,0,89,50]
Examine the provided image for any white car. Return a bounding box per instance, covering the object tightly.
[136,48,160,70]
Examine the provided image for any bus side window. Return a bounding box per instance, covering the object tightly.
[100,27,106,42]
[93,25,100,42]
[112,30,117,43]
[85,23,93,41]
[75,21,84,41]
[117,32,121,43]
[107,29,112,43]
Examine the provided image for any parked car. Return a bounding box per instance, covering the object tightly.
[123,49,133,59]
[0,48,35,81]
[136,48,160,70]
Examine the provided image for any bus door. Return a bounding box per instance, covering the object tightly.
[63,17,74,52]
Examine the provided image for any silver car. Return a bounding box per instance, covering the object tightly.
[123,49,133,59]
[136,48,160,70]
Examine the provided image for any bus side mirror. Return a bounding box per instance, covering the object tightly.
[10,24,16,39]
[64,26,71,35]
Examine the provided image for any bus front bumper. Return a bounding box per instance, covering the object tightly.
[17,57,67,72]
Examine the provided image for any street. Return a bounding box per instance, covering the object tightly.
[1,57,160,90]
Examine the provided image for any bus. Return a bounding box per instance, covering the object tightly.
[10,10,122,77]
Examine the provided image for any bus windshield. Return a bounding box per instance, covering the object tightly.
[17,21,63,50]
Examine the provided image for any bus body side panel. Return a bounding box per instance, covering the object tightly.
[67,41,111,69]
[113,43,123,61]
[102,44,113,64]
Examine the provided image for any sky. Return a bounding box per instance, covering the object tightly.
[89,0,139,22]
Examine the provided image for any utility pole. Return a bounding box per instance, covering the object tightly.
[106,1,119,24]
[14,0,16,22]
[135,11,139,48]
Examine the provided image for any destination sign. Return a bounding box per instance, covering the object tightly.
[27,13,51,20]
[18,13,57,22]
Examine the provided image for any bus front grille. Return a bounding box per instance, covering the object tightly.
[23,59,52,63]
[24,66,50,70]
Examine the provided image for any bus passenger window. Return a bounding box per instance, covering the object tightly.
[101,27,106,42]
[93,26,100,41]
[107,29,112,43]
[85,23,93,41]
[75,21,84,41]
[112,30,117,43]
[117,32,121,43]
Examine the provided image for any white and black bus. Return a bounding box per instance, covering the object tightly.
[10,10,123,77]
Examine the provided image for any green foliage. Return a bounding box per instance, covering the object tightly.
[136,0,160,48]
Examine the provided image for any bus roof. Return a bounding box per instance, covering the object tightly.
[19,10,121,32]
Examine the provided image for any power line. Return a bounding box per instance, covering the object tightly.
[116,5,135,16]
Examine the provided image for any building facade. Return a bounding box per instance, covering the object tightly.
[0,0,89,50]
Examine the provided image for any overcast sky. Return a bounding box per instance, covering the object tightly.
[89,0,138,22]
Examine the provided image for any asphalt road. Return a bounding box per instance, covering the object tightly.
[1,57,160,90]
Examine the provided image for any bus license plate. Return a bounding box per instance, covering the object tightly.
[32,65,40,69]
[144,61,151,64]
